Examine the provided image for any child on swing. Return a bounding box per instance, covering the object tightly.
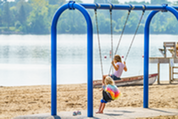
[96,76,121,114]
[103,54,127,84]
[96,55,127,114]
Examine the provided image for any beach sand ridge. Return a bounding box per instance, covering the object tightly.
[0,82,178,119]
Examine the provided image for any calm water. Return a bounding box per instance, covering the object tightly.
[0,34,177,86]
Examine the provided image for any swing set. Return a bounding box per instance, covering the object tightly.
[51,1,178,117]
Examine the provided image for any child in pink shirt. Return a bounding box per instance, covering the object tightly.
[102,55,127,85]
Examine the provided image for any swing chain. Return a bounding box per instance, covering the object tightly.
[110,9,114,73]
[108,10,131,74]
[95,9,104,77]
[124,10,145,62]
[114,10,131,56]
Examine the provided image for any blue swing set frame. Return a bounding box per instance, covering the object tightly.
[51,1,178,117]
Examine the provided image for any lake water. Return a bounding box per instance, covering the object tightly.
[0,34,177,86]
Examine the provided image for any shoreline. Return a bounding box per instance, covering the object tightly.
[0,80,176,87]
[0,81,178,119]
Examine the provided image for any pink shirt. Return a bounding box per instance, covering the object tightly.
[114,62,125,78]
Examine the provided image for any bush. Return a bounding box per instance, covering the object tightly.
[15,21,21,29]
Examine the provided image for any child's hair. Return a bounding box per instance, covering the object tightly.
[105,76,115,85]
[114,55,122,62]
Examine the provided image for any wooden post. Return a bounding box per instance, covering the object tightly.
[157,63,160,84]
[169,63,171,84]
[164,42,166,58]
[174,42,176,58]
[171,67,174,82]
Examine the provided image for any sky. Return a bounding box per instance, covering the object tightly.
[81,0,177,4]
[7,0,178,4]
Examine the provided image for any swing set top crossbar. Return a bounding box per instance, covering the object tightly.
[78,3,178,11]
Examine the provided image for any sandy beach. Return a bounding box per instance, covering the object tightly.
[0,81,178,119]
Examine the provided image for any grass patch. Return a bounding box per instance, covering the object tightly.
[9,27,16,31]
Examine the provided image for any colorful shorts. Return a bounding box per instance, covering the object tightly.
[101,99,108,103]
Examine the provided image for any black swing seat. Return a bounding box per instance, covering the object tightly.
[103,90,113,102]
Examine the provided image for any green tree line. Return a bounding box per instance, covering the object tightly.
[0,0,178,34]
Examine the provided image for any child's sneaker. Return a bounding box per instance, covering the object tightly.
[73,111,77,116]
[77,111,81,115]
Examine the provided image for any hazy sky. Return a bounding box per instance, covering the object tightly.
[7,0,178,4]
[81,0,177,3]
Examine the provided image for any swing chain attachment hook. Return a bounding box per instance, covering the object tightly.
[142,4,146,13]
[94,3,101,11]
[68,1,75,10]
[128,4,134,14]
[109,3,113,12]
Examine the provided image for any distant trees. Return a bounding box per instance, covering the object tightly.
[150,0,170,4]
[94,0,107,3]
[27,0,49,34]
[3,1,10,29]
[0,0,177,34]
[18,3,26,25]
[47,0,65,5]
[17,3,26,32]
[94,0,119,4]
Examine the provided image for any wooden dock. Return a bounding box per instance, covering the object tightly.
[149,57,178,84]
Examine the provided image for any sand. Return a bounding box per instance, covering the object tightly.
[0,81,178,119]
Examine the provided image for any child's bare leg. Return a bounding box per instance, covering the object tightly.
[102,75,107,85]
[96,103,105,114]
[96,102,102,113]
[100,103,105,113]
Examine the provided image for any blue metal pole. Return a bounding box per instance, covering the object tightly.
[51,4,69,116]
[51,1,93,117]
[166,6,178,19]
[144,10,158,108]
[144,5,178,108]
[73,3,93,117]
[80,3,178,10]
